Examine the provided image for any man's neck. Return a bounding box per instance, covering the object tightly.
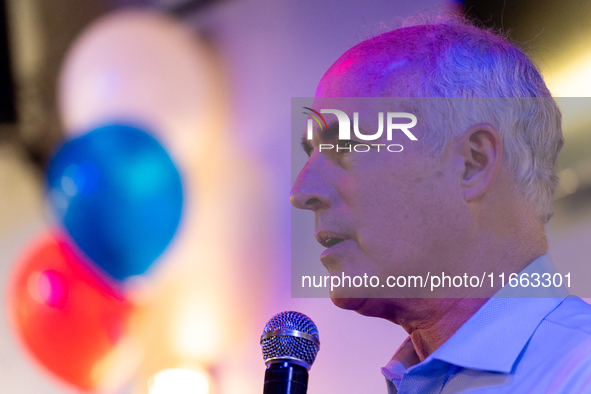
[375,214,549,364]
[397,247,548,363]
[402,297,488,362]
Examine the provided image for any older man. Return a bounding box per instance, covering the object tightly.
[291,15,591,393]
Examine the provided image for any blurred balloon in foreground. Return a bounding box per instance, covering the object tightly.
[7,232,134,392]
[47,124,183,281]
[58,9,219,162]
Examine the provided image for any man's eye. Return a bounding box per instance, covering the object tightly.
[336,140,358,152]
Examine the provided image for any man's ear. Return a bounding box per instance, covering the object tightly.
[456,123,503,202]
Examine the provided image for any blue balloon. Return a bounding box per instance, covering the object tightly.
[46,124,183,281]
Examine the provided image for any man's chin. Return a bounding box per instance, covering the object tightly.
[329,292,393,319]
[330,296,371,313]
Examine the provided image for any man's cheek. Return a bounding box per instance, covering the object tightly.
[339,172,358,194]
[339,172,391,208]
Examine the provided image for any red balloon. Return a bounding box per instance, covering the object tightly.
[7,232,132,392]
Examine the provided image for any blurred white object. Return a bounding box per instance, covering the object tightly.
[148,368,209,394]
[57,9,221,163]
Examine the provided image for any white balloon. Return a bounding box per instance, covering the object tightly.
[58,10,222,162]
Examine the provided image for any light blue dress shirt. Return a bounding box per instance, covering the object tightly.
[381,255,591,393]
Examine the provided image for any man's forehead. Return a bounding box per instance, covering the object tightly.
[308,97,414,118]
[300,97,418,149]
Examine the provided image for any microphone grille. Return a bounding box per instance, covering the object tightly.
[261,311,320,370]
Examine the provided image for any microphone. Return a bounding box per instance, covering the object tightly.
[260,311,320,394]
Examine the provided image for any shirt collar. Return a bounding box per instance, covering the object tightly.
[383,254,569,378]
[381,337,418,381]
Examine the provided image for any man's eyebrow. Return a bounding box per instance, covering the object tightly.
[301,135,313,156]
[300,122,340,156]
[318,122,340,141]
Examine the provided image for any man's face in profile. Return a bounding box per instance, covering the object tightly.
[291,94,473,315]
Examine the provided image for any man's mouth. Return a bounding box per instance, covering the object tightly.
[315,231,348,248]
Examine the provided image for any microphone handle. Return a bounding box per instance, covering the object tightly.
[263,362,309,394]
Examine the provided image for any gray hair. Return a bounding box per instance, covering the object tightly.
[377,14,564,223]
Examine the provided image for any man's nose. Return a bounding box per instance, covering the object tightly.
[290,154,334,212]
